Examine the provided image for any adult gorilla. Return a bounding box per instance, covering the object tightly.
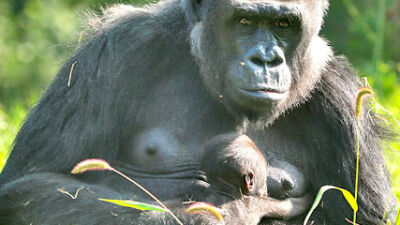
[0,0,397,224]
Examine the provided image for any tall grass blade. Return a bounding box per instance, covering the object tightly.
[341,0,376,43]
[303,185,358,225]
[372,0,386,67]
[98,199,167,212]
[353,87,373,224]
[71,159,184,225]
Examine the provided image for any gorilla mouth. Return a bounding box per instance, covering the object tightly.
[239,88,288,101]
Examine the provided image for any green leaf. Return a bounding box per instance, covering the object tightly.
[395,205,400,225]
[71,159,112,174]
[303,186,333,225]
[303,185,358,225]
[98,198,167,212]
[336,187,358,212]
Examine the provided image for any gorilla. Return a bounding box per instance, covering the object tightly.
[202,133,269,197]
[0,0,397,224]
[200,133,311,223]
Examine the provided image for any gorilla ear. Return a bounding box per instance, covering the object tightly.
[183,0,203,24]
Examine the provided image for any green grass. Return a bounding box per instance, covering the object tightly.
[385,142,400,198]
[0,102,31,170]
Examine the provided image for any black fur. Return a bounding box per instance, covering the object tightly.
[0,0,397,225]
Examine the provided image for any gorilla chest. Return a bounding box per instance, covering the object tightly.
[124,75,236,170]
[122,74,310,182]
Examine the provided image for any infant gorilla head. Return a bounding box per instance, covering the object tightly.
[200,134,311,222]
[202,133,268,198]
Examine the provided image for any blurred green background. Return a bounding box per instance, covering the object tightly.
[0,0,399,199]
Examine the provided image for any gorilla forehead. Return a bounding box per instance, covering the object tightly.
[228,0,319,7]
[213,0,303,11]
[206,0,326,33]
[224,1,303,16]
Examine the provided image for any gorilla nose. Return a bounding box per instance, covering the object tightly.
[246,45,284,70]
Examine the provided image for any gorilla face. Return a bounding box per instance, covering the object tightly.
[190,1,302,115]
[191,0,331,123]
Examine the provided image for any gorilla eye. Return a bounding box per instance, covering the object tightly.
[239,18,251,25]
[274,20,290,28]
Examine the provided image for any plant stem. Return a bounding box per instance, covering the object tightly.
[353,120,360,225]
[110,168,184,225]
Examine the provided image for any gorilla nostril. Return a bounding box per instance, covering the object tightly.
[282,179,294,191]
[250,57,265,67]
[268,58,283,67]
[249,56,283,68]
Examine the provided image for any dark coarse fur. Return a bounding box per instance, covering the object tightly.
[0,0,397,225]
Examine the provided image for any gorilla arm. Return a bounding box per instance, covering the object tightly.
[0,173,311,225]
[0,173,144,224]
[0,173,223,225]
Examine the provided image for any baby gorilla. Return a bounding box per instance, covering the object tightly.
[202,133,268,198]
[200,133,310,223]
